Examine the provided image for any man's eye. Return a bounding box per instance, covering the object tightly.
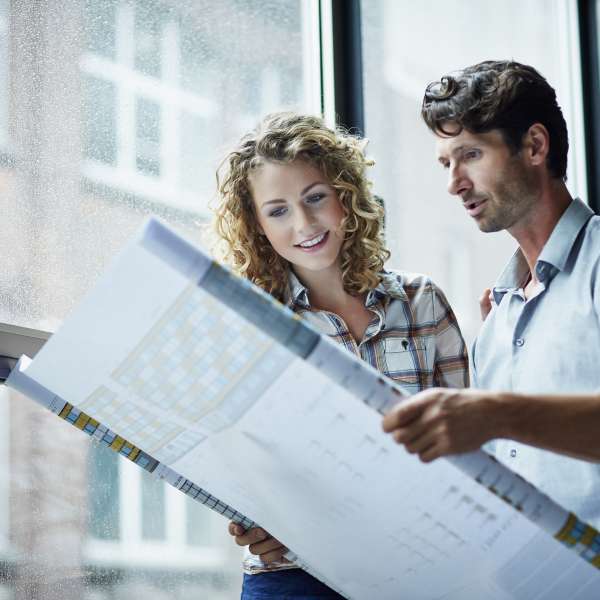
[464,149,480,160]
[269,207,287,217]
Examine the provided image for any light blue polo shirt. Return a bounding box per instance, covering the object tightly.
[473,198,600,527]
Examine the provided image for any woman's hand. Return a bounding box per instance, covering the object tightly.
[228,522,289,564]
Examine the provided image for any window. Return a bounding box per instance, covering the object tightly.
[361,0,585,345]
[80,0,319,214]
[1,1,321,598]
[81,0,220,211]
[2,2,592,598]
[86,444,226,569]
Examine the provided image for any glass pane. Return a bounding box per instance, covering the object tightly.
[140,472,166,540]
[186,495,217,547]
[88,444,120,540]
[83,76,117,164]
[1,1,317,598]
[84,0,116,59]
[134,0,165,78]
[135,96,161,176]
[180,20,212,94]
[180,110,214,197]
[362,0,578,345]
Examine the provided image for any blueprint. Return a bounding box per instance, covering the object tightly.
[6,218,600,600]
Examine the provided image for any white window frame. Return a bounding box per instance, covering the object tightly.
[84,456,228,571]
[80,1,218,214]
[80,0,323,215]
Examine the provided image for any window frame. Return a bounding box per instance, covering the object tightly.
[84,454,229,571]
[80,1,219,214]
[0,0,327,582]
[578,0,600,213]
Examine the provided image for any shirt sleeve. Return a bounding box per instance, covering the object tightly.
[430,282,470,389]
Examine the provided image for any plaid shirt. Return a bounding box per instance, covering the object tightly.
[244,269,469,575]
[291,269,468,391]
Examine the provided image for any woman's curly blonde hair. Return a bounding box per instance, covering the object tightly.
[214,112,390,302]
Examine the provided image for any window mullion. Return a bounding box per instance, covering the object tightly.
[161,18,180,190]
[117,2,136,173]
[165,482,185,548]
[119,457,141,545]
[301,0,322,116]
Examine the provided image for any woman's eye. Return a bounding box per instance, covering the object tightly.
[306,193,325,204]
[269,207,287,218]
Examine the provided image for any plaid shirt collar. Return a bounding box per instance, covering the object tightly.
[285,270,408,310]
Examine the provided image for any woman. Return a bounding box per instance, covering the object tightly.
[214,112,468,599]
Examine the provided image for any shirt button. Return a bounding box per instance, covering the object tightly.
[514,338,525,347]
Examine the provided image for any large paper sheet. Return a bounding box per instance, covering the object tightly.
[12,219,600,599]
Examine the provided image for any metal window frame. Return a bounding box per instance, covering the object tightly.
[0,323,49,383]
[324,0,365,135]
[579,0,600,213]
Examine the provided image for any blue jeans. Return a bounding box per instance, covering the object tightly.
[241,570,347,599]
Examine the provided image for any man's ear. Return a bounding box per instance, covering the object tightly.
[523,123,550,167]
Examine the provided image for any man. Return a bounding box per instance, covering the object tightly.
[382,60,600,528]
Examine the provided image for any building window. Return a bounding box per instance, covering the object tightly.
[86,443,225,570]
[81,0,220,212]
[81,0,314,214]
[1,0,320,597]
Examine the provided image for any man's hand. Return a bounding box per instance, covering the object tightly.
[479,287,493,321]
[228,523,289,564]
[381,388,503,462]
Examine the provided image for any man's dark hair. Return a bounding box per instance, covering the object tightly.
[421,60,569,179]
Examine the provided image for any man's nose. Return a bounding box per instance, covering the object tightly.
[447,166,472,196]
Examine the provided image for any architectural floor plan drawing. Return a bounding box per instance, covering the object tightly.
[6,218,600,600]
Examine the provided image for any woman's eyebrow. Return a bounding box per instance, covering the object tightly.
[260,181,326,208]
[260,198,287,207]
[301,181,326,195]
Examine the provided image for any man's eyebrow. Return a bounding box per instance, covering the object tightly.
[437,144,475,163]
[449,145,468,157]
